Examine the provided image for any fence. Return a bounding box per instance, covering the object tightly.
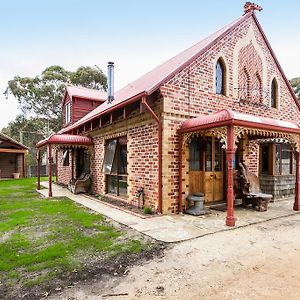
[27,164,57,177]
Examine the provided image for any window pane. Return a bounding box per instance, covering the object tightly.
[214,139,222,171]
[107,175,118,194]
[189,138,200,171]
[206,138,212,171]
[103,139,117,173]
[216,61,224,95]
[271,79,277,108]
[118,175,128,196]
[275,144,281,174]
[281,145,291,175]
[119,145,127,174]
[261,144,269,174]
[62,150,69,166]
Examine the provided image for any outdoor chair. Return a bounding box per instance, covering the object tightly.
[236,162,272,211]
[68,173,91,194]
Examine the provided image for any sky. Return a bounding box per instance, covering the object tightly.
[0,0,300,129]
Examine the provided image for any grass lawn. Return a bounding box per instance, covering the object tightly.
[0,177,150,298]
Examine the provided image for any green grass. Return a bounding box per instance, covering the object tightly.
[0,177,144,290]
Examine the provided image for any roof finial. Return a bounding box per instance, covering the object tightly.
[244,2,263,14]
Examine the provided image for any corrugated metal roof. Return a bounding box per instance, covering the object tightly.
[0,132,29,150]
[36,134,93,148]
[61,13,252,133]
[66,85,106,102]
[180,109,300,133]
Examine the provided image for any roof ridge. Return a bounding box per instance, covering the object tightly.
[0,132,29,149]
[61,12,256,133]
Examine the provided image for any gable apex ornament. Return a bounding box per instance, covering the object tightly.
[244,2,263,14]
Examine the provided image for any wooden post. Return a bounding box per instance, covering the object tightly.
[48,144,53,197]
[226,125,236,227]
[71,149,74,179]
[37,150,41,190]
[294,143,300,210]
[22,153,25,177]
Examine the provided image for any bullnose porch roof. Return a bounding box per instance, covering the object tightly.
[179,109,300,134]
[36,134,93,148]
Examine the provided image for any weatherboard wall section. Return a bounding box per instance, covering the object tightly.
[72,97,103,124]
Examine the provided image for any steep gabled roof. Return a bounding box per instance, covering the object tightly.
[0,132,29,150]
[61,13,251,133]
[62,84,106,107]
[61,11,299,134]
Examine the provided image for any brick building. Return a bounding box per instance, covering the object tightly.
[0,132,28,178]
[37,3,300,226]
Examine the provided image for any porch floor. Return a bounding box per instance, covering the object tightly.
[38,182,299,243]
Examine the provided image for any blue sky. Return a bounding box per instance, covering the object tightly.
[0,0,299,128]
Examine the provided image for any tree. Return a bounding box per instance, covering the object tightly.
[2,115,47,165]
[3,65,107,167]
[290,77,300,101]
[5,65,107,133]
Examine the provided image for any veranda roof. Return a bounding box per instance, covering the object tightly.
[179,109,300,134]
[36,134,93,148]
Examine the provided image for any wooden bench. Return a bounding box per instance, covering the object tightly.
[235,162,272,212]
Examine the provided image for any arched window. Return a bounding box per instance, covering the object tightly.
[215,58,226,95]
[271,78,278,108]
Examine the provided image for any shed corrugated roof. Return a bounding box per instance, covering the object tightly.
[0,132,29,150]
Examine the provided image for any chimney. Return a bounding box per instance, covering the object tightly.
[107,61,114,103]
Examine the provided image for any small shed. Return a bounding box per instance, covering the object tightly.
[0,132,29,178]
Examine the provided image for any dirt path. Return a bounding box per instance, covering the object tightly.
[51,214,300,300]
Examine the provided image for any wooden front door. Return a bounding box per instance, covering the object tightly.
[204,137,224,202]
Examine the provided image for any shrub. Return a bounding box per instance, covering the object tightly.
[143,206,152,214]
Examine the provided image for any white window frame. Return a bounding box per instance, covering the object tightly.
[65,102,71,124]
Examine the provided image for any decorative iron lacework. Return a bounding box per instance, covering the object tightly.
[182,126,300,152]
[55,144,94,157]
[215,60,224,95]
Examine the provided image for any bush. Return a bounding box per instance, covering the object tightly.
[143,206,152,214]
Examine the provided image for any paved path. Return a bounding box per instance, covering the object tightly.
[38,182,299,243]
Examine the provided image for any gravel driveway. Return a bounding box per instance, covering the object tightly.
[51,214,300,300]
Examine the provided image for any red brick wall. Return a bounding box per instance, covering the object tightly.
[128,122,159,210]
[89,119,159,211]
[159,15,300,212]
[160,17,299,120]
[56,150,72,185]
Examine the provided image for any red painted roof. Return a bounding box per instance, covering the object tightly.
[60,11,299,134]
[36,134,93,148]
[60,13,252,133]
[65,85,106,102]
[180,109,300,133]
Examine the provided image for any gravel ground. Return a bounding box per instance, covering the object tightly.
[51,214,300,300]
